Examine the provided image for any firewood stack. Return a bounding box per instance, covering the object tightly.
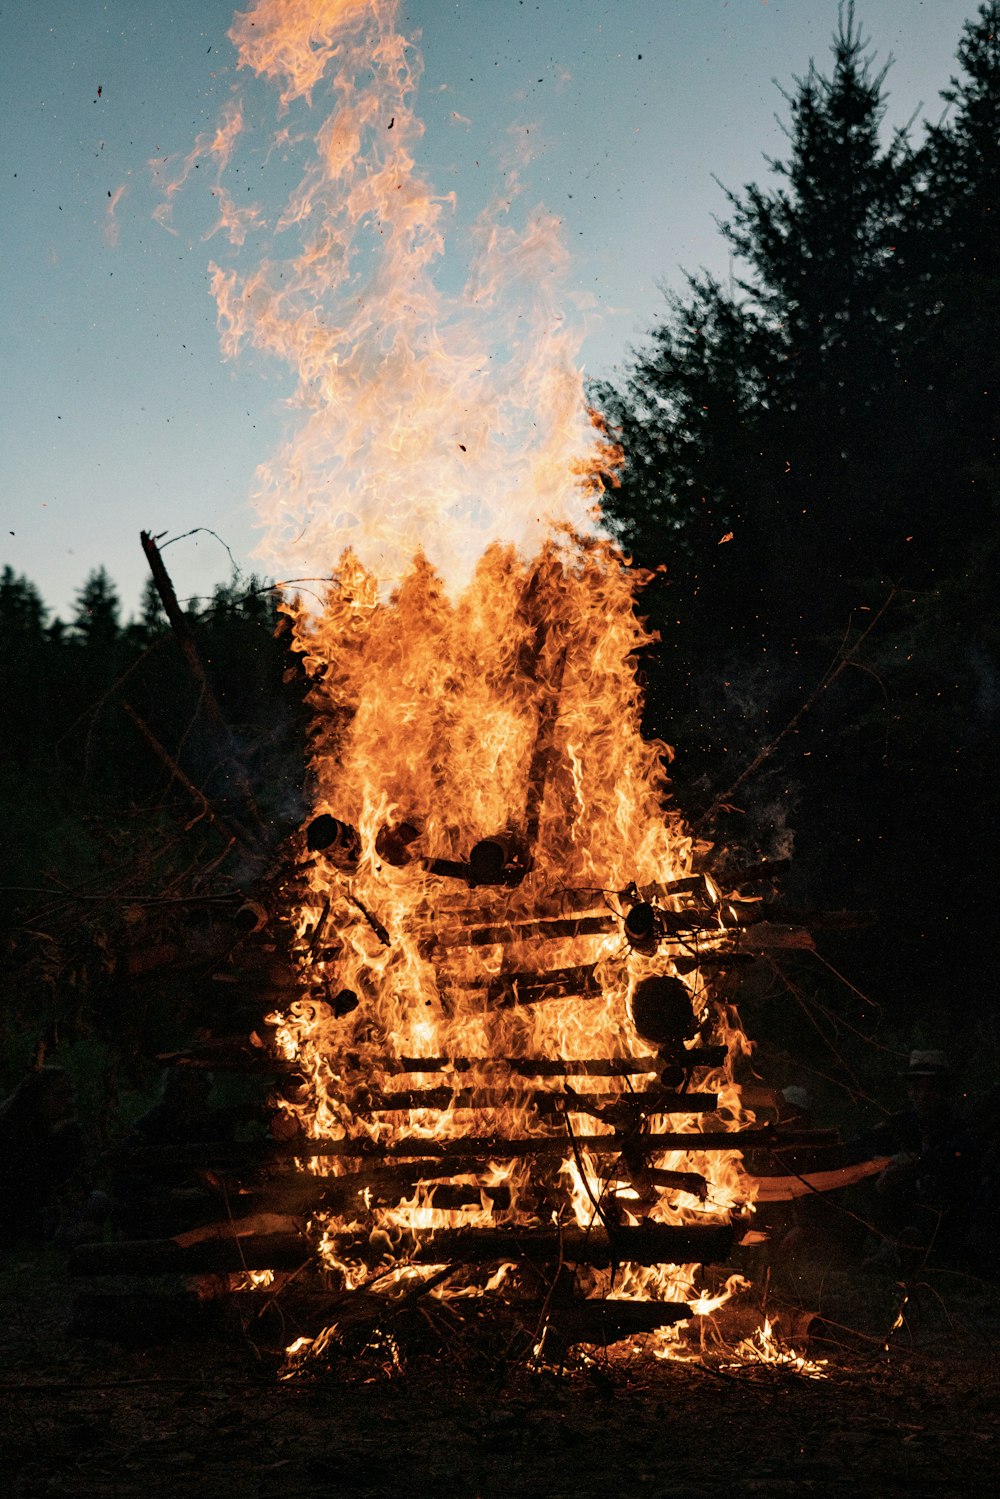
[69,539,879,1360]
[69,844,864,1356]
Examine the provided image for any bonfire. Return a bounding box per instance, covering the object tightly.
[85,0,860,1373]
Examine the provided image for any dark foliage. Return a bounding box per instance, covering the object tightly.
[0,558,306,1080]
[594,3,1000,1059]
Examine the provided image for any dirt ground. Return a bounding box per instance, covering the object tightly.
[2,1250,998,1499]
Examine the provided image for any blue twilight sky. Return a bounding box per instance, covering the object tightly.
[0,0,980,619]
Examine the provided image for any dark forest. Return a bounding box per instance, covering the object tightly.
[3,7,1000,1492]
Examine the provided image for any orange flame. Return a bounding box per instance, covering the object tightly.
[161,0,772,1362]
[198,0,604,590]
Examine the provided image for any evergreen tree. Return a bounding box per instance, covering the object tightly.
[0,566,47,642]
[599,3,914,664]
[720,2,914,601]
[0,567,49,762]
[71,567,121,652]
[594,4,1000,1028]
[895,1,1000,551]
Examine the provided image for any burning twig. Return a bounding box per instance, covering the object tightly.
[345,890,391,946]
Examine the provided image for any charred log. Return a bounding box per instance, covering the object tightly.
[422,856,474,882]
[623,902,661,954]
[353,1088,718,1116]
[540,1298,692,1358]
[375,820,421,867]
[70,1232,309,1276]
[368,1052,727,1076]
[489,964,603,1007]
[468,831,532,889]
[630,976,700,1046]
[406,1221,735,1268]
[305,814,360,865]
[427,914,618,952]
[264,1127,777,1160]
[117,1125,777,1173]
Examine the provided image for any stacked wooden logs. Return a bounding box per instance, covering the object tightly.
[68,844,876,1354]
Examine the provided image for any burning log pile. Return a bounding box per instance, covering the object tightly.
[49,1,881,1375]
[69,542,880,1364]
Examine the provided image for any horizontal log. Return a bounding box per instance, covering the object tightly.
[156,1050,674,1078]
[411,887,604,926]
[158,1042,732,1078]
[422,856,473,881]
[746,1156,891,1202]
[495,977,604,1008]
[269,1129,773,1161]
[673,953,757,973]
[743,1133,883,1178]
[540,1298,692,1356]
[441,964,604,1006]
[413,873,714,930]
[157,1052,730,1084]
[646,1166,710,1196]
[658,920,816,950]
[71,1221,734,1277]
[355,1089,719,1116]
[598,1163,709,1199]
[659,1044,729,1069]
[362,1051,728,1076]
[119,1126,782,1173]
[406,1222,735,1268]
[446,962,601,993]
[388,1054,647,1076]
[70,1232,309,1277]
[635,874,707,900]
[430,917,808,965]
[230,1168,513,1216]
[158,1051,299,1074]
[426,914,618,952]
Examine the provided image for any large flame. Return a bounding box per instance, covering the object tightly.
[267,533,755,1334]
[162,0,773,1361]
